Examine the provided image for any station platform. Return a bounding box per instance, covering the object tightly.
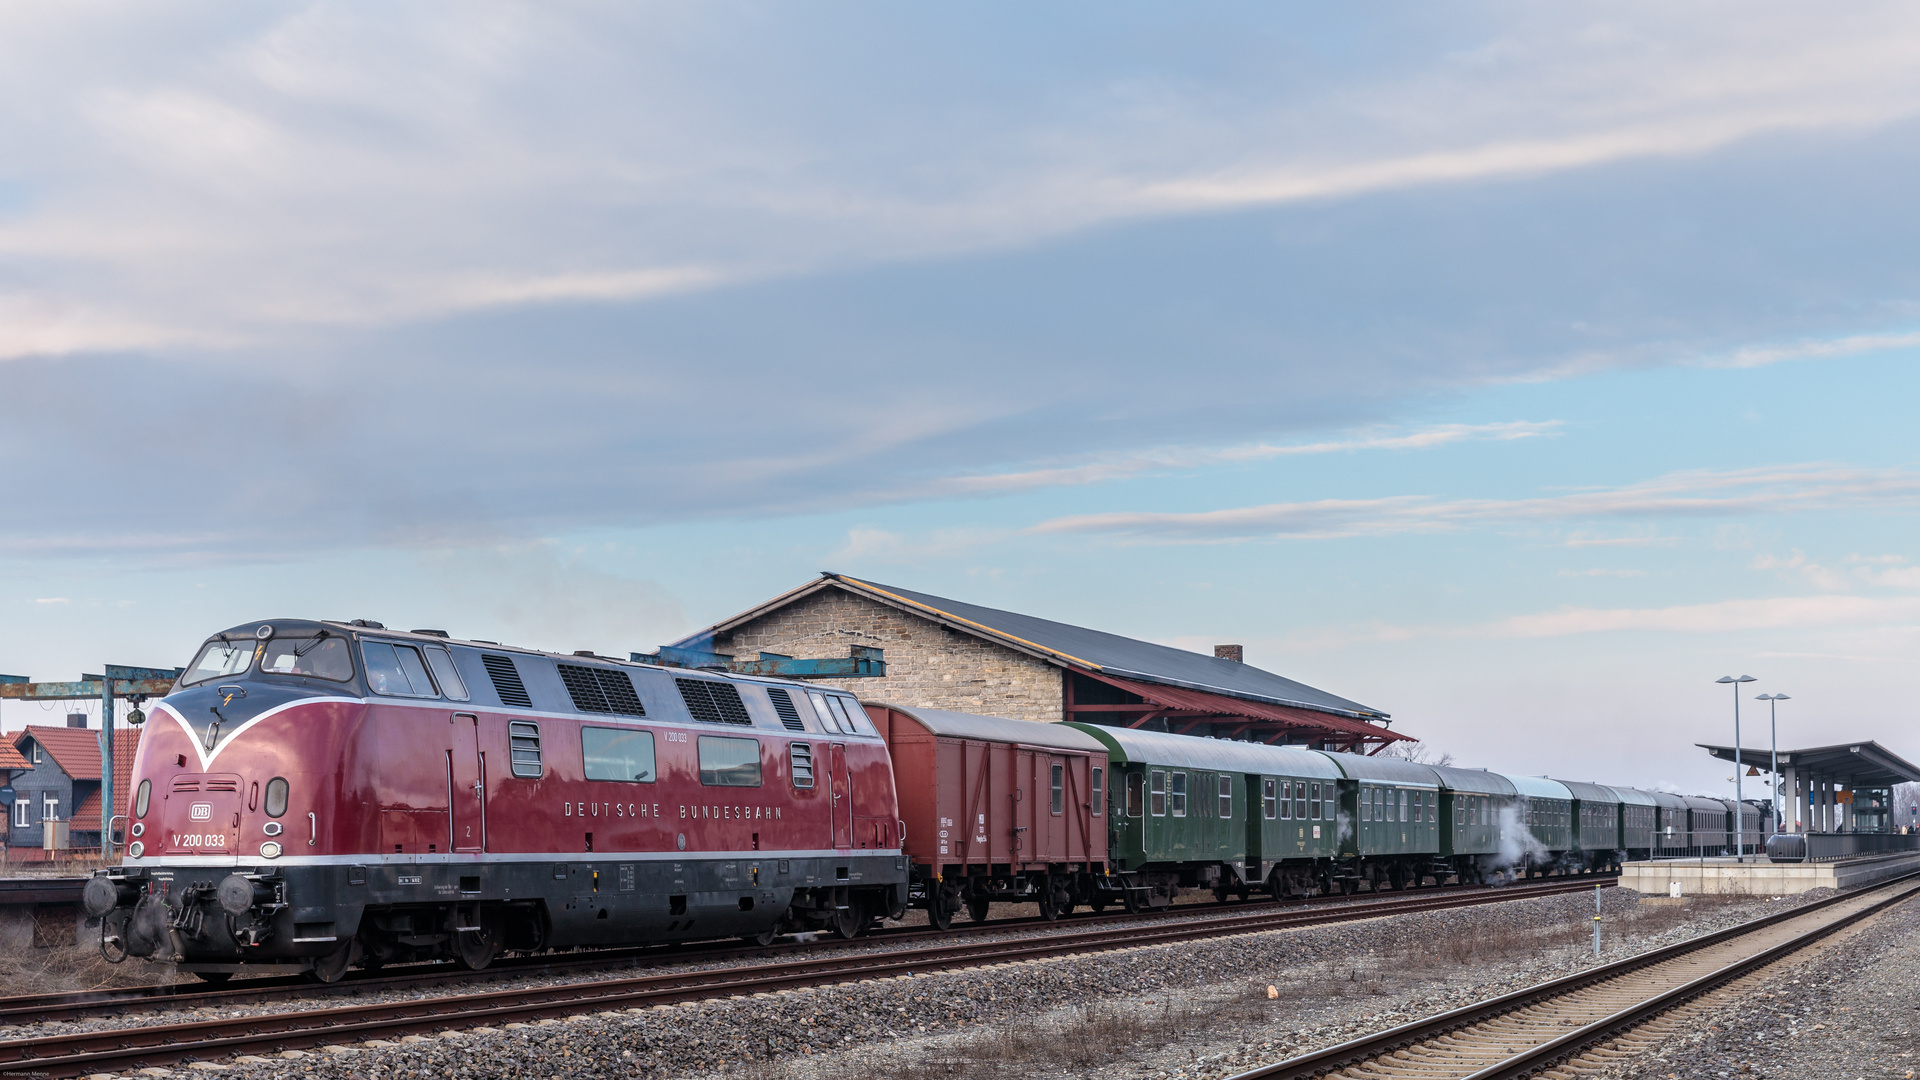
[1621,851,1920,896]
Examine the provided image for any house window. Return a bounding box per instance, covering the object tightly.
[43,793,58,821]
[11,798,28,828]
[29,740,40,764]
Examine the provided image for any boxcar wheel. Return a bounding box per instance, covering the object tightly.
[967,896,991,923]
[928,899,954,932]
[1037,891,1059,921]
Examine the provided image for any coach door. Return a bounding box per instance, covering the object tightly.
[829,743,852,849]
[450,712,485,853]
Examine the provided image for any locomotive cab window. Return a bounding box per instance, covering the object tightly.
[423,646,469,701]
[1149,770,1166,816]
[260,634,354,681]
[698,736,761,787]
[1170,772,1187,818]
[1050,762,1064,815]
[583,727,656,782]
[362,641,439,697]
[1091,767,1103,816]
[183,638,257,686]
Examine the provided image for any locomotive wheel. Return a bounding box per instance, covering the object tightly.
[455,924,498,970]
[744,927,780,947]
[310,940,355,984]
[967,896,991,923]
[193,971,232,984]
[832,905,864,940]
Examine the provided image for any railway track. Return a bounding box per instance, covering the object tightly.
[0,876,1610,1076]
[0,874,1614,1027]
[1228,872,1920,1080]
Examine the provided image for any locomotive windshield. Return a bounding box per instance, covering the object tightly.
[182,638,257,685]
[259,635,355,681]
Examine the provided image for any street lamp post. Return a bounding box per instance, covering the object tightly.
[1756,693,1790,840]
[1717,675,1757,860]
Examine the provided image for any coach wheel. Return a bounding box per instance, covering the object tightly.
[967,896,991,923]
[744,926,780,947]
[310,940,355,984]
[1340,878,1357,896]
[1212,884,1231,904]
[1089,899,1108,913]
[1121,889,1142,915]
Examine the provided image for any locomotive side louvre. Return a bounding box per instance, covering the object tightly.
[1427,765,1519,885]
[867,704,1107,926]
[93,620,907,982]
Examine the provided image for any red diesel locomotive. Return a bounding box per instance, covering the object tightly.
[83,620,907,981]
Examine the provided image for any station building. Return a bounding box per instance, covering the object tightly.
[677,573,1408,753]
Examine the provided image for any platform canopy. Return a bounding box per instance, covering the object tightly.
[1697,741,1920,788]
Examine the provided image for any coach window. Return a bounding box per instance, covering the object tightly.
[698,736,761,787]
[1091,766,1104,816]
[1127,771,1144,817]
[1149,770,1167,816]
[583,727,656,782]
[362,641,438,697]
[259,633,354,681]
[1399,790,1409,823]
[1050,763,1064,815]
[1359,787,1370,822]
[1170,772,1188,817]
[1218,775,1233,819]
[1308,782,1320,820]
[1267,779,1281,820]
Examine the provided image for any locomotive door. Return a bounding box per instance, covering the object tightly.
[829,743,852,849]
[450,712,485,853]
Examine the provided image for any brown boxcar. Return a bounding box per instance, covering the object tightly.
[866,703,1109,928]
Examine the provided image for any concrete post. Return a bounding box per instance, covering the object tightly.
[1784,766,1799,832]
[1815,777,1826,833]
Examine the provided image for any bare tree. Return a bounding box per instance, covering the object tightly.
[1380,741,1455,767]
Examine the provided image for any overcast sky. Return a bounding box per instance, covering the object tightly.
[4,3,1919,799]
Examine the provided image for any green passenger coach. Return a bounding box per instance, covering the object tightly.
[1242,744,1343,899]
[1316,751,1441,893]
[1506,774,1574,874]
[1065,724,1258,908]
[1429,765,1519,884]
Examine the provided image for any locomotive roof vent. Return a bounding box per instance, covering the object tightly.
[482,653,533,709]
[349,619,386,629]
[412,629,450,638]
[558,663,647,716]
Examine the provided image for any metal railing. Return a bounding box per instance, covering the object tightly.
[1766,831,1920,862]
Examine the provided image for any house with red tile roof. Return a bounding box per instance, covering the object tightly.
[6,720,140,856]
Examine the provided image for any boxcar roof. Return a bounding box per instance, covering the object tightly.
[1426,765,1519,796]
[1505,774,1575,800]
[1555,779,1620,804]
[1064,724,1342,777]
[1605,786,1660,807]
[875,704,1109,754]
[1314,751,1440,788]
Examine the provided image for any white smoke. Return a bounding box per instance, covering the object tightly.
[1486,802,1551,884]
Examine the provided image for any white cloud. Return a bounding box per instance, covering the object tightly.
[1476,593,1920,638]
[6,6,1920,353]
[931,421,1559,496]
[1032,463,1920,543]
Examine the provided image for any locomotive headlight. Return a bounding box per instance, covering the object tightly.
[262,821,282,837]
[259,841,283,859]
[130,822,144,838]
[128,841,144,858]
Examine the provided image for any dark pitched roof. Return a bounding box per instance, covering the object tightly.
[1698,740,1920,787]
[695,573,1388,722]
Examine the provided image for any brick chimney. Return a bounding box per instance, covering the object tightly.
[1214,644,1243,663]
[66,713,87,728]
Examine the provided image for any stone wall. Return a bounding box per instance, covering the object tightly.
[717,588,1064,722]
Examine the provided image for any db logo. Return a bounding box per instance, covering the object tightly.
[189,803,212,821]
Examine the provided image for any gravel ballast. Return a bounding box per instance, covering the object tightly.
[34,884,1863,1080]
